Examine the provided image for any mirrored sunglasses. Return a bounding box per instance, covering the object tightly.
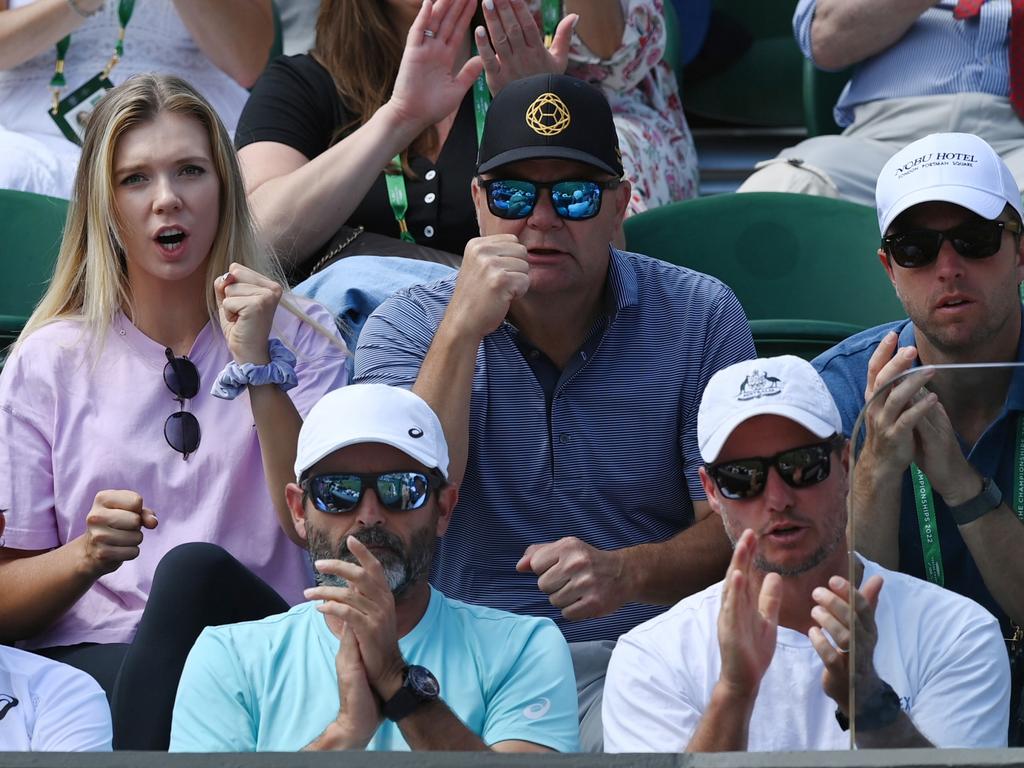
[304,471,443,514]
[478,177,620,221]
[882,219,1021,269]
[705,437,843,501]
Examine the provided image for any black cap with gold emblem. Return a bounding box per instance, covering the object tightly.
[477,73,623,177]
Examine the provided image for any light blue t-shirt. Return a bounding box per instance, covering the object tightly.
[169,588,580,752]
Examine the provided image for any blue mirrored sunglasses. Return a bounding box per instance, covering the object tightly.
[303,471,443,514]
[478,177,620,221]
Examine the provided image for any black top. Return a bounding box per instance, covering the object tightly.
[236,54,480,258]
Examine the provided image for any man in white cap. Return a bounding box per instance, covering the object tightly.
[169,384,579,753]
[813,132,1024,647]
[602,355,1008,752]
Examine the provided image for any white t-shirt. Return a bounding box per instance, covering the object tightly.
[603,557,1009,752]
[0,646,111,751]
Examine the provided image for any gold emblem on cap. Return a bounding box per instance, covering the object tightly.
[525,92,570,136]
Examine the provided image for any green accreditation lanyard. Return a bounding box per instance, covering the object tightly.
[385,39,491,244]
[541,0,562,46]
[911,414,1024,586]
[49,0,136,115]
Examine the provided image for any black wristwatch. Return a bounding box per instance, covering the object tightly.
[382,665,440,722]
[947,476,1002,526]
[835,680,902,732]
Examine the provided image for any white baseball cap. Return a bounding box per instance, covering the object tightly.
[698,356,842,463]
[876,132,1024,235]
[294,384,450,481]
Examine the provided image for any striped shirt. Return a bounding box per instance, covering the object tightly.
[355,248,756,642]
[796,0,1011,127]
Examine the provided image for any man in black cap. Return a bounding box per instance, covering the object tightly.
[354,73,756,749]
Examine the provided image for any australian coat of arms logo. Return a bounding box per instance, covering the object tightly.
[737,370,783,401]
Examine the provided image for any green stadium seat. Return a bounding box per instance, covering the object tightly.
[623,192,905,359]
[0,189,67,365]
[802,59,852,137]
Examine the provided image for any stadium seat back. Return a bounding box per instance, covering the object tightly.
[802,59,852,137]
[0,189,67,361]
[623,192,904,359]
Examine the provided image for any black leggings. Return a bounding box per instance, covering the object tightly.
[38,542,289,750]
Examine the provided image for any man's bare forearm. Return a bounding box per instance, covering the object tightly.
[810,0,937,69]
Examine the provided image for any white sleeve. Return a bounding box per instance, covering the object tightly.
[602,630,701,753]
[32,665,112,751]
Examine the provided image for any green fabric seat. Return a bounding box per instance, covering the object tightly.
[802,58,853,137]
[0,189,68,363]
[623,192,905,359]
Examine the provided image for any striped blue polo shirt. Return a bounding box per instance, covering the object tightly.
[796,0,1011,127]
[355,248,756,642]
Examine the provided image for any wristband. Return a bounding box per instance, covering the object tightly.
[211,338,298,400]
[947,476,1002,526]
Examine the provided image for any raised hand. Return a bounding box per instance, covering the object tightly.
[445,234,531,341]
[389,0,485,128]
[78,490,158,578]
[303,537,406,698]
[716,530,781,697]
[475,0,577,95]
[214,263,283,365]
[516,536,627,620]
[808,573,885,717]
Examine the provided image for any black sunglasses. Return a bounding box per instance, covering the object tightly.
[163,348,201,460]
[705,436,844,501]
[882,219,1021,268]
[477,177,620,221]
[304,471,444,514]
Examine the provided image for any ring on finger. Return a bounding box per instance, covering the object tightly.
[493,35,508,46]
[836,645,850,654]
[423,29,436,38]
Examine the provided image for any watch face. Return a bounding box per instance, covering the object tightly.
[407,665,440,699]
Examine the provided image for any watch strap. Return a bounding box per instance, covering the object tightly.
[835,680,902,733]
[382,665,439,722]
[948,476,1002,526]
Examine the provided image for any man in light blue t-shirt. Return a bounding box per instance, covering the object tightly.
[169,384,579,753]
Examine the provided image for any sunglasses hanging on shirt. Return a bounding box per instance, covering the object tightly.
[163,348,201,460]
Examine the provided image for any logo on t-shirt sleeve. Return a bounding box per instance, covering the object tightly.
[0,695,19,721]
[522,697,551,720]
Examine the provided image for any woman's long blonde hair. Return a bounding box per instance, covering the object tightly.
[18,74,342,354]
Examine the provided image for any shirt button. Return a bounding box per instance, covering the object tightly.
[425,170,437,181]
[529,349,540,359]
[424,192,436,204]
[559,433,571,444]
[423,225,435,238]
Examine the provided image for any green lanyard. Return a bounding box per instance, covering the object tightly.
[49,0,135,113]
[385,40,491,244]
[541,0,562,46]
[911,414,1024,586]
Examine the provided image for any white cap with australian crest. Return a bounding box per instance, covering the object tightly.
[698,355,843,463]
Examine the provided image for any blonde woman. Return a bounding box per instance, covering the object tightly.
[0,73,349,749]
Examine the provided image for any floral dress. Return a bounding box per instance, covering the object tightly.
[528,0,699,213]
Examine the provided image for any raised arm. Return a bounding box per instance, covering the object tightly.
[240,0,483,265]
[172,0,273,88]
[807,0,938,70]
[0,0,104,69]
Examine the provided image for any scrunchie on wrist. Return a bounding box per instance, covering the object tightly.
[211,338,298,400]
[67,0,103,18]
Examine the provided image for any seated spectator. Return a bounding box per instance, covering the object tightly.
[170,383,579,753]
[355,72,755,750]
[603,355,1010,751]
[0,0,272,198]
[0,73,348,750]
[237,0,690,275]
[813,132,1024,737]
[738,0,1024,206]
[0,512,112,752]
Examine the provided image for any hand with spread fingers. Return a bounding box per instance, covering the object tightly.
[389,0,486,128]
[475,0,577,95]
[214,262,284,365]
[446,234,531,341]
[78,490,159,578]
[516,536,627,620]
[808,573,885,717]
[715,530,782,698]
[303,537,407,700]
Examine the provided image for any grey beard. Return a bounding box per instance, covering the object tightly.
[307,524,435,598]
